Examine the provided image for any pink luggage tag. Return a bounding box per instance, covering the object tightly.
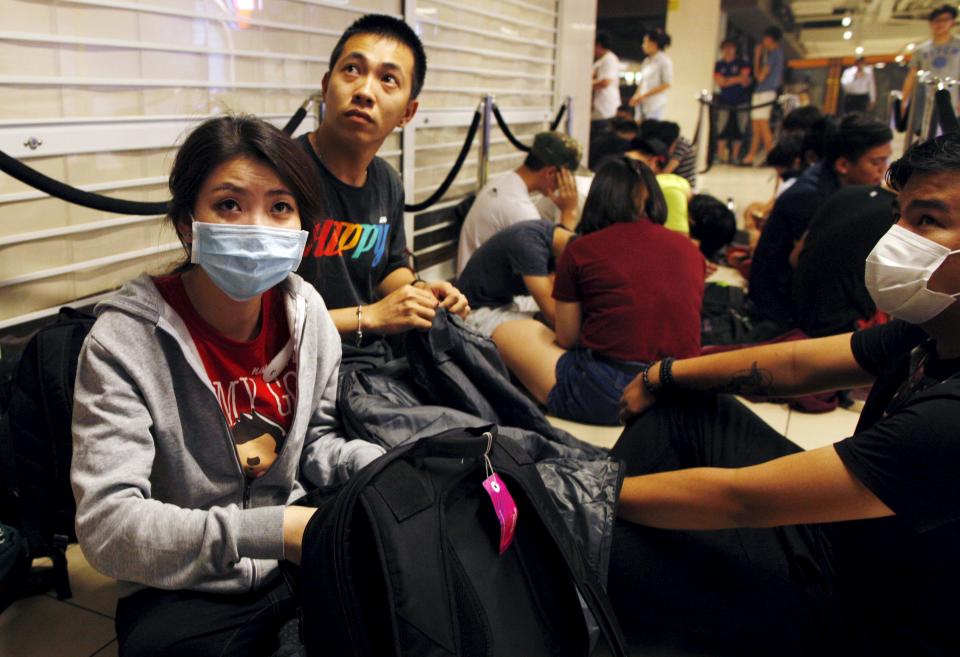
[480,433,518,555]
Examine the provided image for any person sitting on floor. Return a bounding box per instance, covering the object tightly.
[625,136,692,235]
[792,184,897,337]
[609,132,960,657]
[71,115,384,657]
[456,219,575,335]
[296,14,469,362]
[491,156,705,426]
[747,112,892,338]
[589,117,638,171]
[457,131,582,275]
[688,193,736,263]
[642,119,697,189]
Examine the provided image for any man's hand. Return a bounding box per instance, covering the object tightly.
[628,93,643,107]
[364,284,439,334]
[549,169,579,215]
[425,280,470,319]
[618,370,656,423]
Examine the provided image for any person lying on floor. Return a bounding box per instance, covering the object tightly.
[608,133,960,657]
[71,115,384,657]
[455,219,576,335]
[492,156,705,426]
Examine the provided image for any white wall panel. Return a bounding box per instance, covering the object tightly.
[0,0,576,325]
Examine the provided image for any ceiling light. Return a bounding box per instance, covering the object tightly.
[855,46,864,55]
[842,15,852,27]
[907,42,915,51]
[895,54,904,62]
[843,30,853,40]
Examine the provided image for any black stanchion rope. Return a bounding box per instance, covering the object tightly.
[934,87,960,135]
[491,102,532,153]
[549,102,567,132]
[404,107,482,213]
[0,149,169,216]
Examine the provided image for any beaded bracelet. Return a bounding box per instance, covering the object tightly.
[355,305,363,347]
[659,357,676,392]
[641,364,658,397]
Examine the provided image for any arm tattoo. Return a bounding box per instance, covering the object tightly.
[714,361,774,395]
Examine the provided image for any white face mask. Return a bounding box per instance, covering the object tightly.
[865,224,960,324]
[190,221,308,301]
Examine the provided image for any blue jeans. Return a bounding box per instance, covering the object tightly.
[546,348,645,425]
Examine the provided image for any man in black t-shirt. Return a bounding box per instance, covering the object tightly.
[296,15,468,352]
[793,185,896,336]
[748,114,892,332]
[609,133,960,656]
[456,220,575,335]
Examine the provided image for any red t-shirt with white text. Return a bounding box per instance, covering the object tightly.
[154,275,297,478]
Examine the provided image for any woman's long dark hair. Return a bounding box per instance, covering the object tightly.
[577,156,667,236]
[167,114,324,260]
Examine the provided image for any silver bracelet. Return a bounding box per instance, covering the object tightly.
[355,305,363,347]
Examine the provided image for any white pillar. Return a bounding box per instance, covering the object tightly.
[556,0,598,157]
[665,0,722,147]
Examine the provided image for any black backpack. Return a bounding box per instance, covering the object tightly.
[299,425,628,657]
[3,307,96,600]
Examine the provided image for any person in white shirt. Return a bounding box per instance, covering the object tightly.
[457,131,582,276]
[629,29,673,121]
[841,57,876,114]
[592,32,622,132]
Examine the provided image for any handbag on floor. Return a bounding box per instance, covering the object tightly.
[299,425,627,657]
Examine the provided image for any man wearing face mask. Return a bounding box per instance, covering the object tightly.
[607,134,960,656]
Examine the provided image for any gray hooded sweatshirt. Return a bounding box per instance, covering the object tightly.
[71,273,383,597]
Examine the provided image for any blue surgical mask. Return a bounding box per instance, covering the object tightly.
[190,221,308,301]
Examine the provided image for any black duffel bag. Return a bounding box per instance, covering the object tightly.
[299,425,627,657]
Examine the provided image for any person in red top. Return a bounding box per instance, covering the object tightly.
[493,156,705,425]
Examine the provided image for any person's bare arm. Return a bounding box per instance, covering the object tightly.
[593,78,613,90]
[618,446,893,529]
[327,267,438,338]
[714,72,727,88]
[619,332,874,420]
[523,275,557,327]
[553,300,581,349]
[754,46,769,83]
[282,506,318,564]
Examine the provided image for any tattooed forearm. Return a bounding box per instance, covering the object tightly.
[714,362,774,395]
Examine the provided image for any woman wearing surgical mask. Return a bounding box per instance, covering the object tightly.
[71,115,384,657]
[606,135,960,655]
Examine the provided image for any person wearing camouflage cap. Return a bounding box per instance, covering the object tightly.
[457,131,582,275]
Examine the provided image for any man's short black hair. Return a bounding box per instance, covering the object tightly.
[689,194,736,259]
[596,31,612,49]
[782,106,822,133]
[929,4,958,21]
[887,132,960,191]
[640,119,680,147]
[824,113,892,167]
[765,132,805,169]
[612,118,638,134]
[763,26,783,42]
[328,14,427,100]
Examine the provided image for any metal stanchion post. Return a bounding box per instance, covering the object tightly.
[565,95,573,136]
[920,82,937,143]
[478,95,493,189]
[904,71,926,151]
